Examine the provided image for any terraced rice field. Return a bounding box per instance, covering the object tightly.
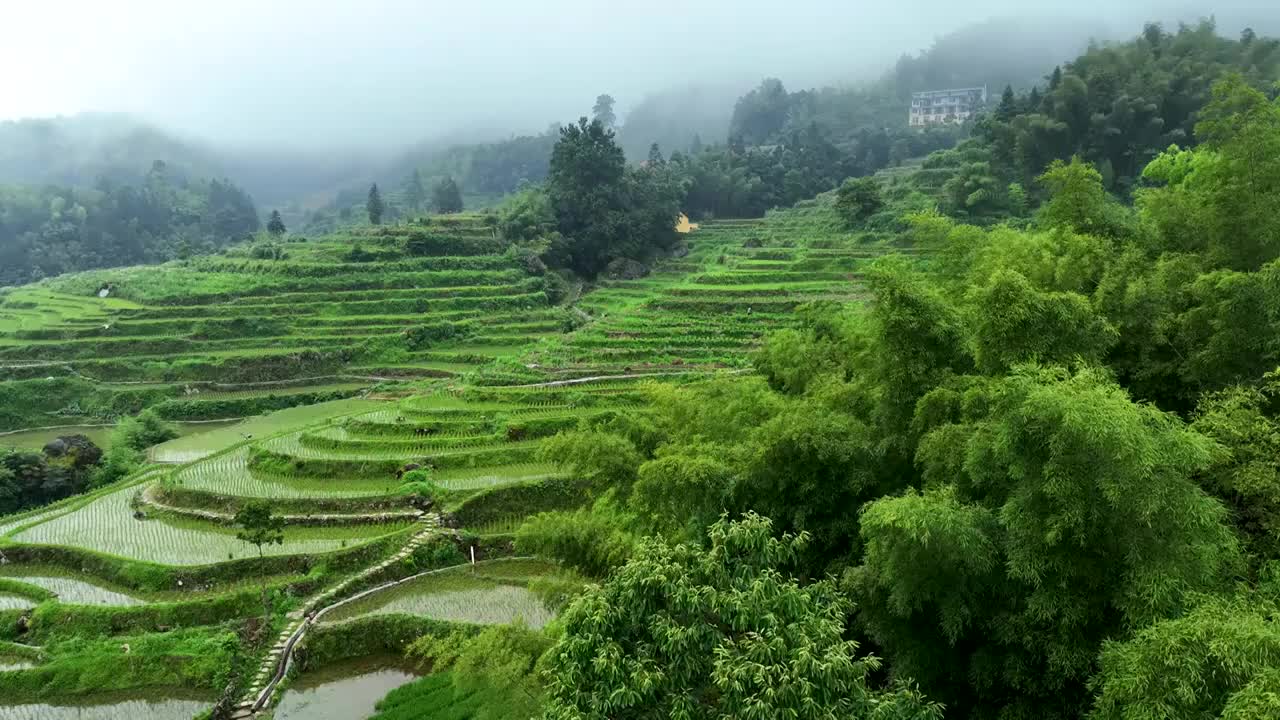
[149,398,381,462]
[0,217,563,431]
[0,204,915,710]
[9,483,413,565]
[0,568,144,606]
[537,214,899,379]
[0,693,211,720]
[0,594,35,611]
[321,562,555,628]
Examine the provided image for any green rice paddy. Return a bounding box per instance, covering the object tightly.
[9,484,413,565]
[0,207,910,707]
[0,692,211,720]
[0,569,144,606]
[320,564,555,628]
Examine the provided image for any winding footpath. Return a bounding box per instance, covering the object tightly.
[228,515,443,719]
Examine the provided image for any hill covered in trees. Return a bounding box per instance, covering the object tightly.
[5,16,1280,720]
[0,163,259,286]
[892,19,1280,222]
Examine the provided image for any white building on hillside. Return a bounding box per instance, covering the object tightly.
[909,87,988,127]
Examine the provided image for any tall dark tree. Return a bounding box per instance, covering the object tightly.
[547,117,681,276]
[996,84,1018,121]
[432,176,464,214]
[592,94,617,128]
[366,183,384,225]
[266,210,286,236]
[403,169,427,212]
[646,143,665,166]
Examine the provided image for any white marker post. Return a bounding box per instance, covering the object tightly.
[470,545,476,565]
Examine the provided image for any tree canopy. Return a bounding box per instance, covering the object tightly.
[543,117,683,276]
[541,513,943,720]
[0,169,259,285]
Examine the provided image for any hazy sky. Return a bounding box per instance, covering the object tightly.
[1,1,1273,150]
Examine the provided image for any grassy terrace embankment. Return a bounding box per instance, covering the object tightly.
[0,199,917,714]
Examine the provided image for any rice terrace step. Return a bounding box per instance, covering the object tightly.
[0,207,906,717]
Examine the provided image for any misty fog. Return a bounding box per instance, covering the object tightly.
[4,0,1276,154]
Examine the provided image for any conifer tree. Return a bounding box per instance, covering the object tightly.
[647,142,665,166]
[432,176,463,214]
[592,94,616,128]
[266,210,286,236]
[366,183,384,225]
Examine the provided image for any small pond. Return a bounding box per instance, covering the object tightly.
[0,688,209,720]
[272,656,419,720]
[0,425,113,452]
[0,420,234,457]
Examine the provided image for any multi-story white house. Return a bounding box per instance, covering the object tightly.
[909,87,989,127]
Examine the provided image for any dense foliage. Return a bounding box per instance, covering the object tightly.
[0,435,103,514]
[540,118,683,276]
[541,513,942,720]
[517,72,1280,720]
[0,163,259,285]
[905,20,1280,222]
[6,18,1280,720]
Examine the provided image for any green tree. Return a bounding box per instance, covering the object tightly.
[546,117,680,276]
[834,177,884,226]
[1036,156,1108,234]
[646,142,664,166]
[403,169,427,212]
[234,501,285,558]
[630,445,734,541]
[1090,583,1280,720]
[863,257,973,435]
[996,84,1018,121]
[548,117,626,275]
[591,94,616,128]
[266,210,286,236]
[432,176,464,214]
[541,513,943,720]
[516,506,637,579]
[113,410,178,452]
[395,624,552,720]
[729,78,792,146]
[1139,76,1280,271]
[1191,382,1280,565]
[497,186,556,243]
[234,500,285,618]
[366,183,384,225]
[0,465,17,515]
[853,366,1241,718]
[966,269,1117,374]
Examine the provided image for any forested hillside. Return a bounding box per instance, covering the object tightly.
[515,71,1280,720]
[304,16,1109,230]
[0,164,259,286]
[4,14,1280,720]
[901,20,1280,221]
